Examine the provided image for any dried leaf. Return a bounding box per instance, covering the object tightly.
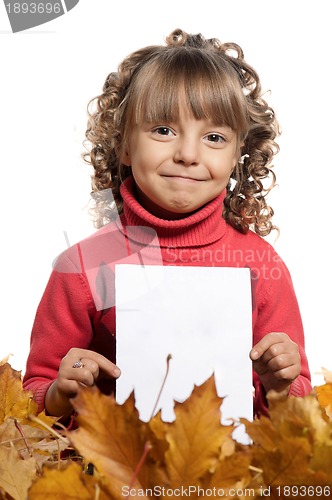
[0,444,36,500]
[28,461,111,499]
[0,364,72,498]
[1,418,49,455]
[150,375,234,489]
[3,360,332,498]
[203,447,253,492]
[320,367,332,384]
[0,354,13,366]
[69,387,150,499]
[243,393,332,486]
[316,383,332,420]
[0,363,37,424]
[26,411,58,429]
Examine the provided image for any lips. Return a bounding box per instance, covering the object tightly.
[162,174,205,182]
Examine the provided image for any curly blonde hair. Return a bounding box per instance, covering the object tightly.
[83,28,280,236]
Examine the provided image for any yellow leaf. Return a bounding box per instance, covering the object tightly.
[320,367,332,384]
[0,443,36,500]
[28,461,111,499]
[69,386,151,499]
[270,392,332,446]
[203,447,252,491]
[0,354,13,366]
[152,375,234,489]
[25,411,58,429]
[310,443,332,476]
[316,383,332,420]
[0,417,52,455]
[0,363,37,424]
[244,393,332,486]
[0,413,68,474]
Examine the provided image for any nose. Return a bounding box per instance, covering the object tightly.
[173,136,200,166]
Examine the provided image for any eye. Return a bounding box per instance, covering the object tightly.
[153,126,174,137]
[205,133,225,144]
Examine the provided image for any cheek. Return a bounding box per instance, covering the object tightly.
[211,161,235,181]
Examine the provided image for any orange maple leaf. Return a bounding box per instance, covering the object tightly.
[149,375,234,490]
[203,447,253,493]
[0,363,37,424]
[0,443,36,499]
[69,387,151,499]
[68,375,239,498]
[0,363,71,499]
[316,383,332,420]
[28,461,111,499]
[243,392,332,487]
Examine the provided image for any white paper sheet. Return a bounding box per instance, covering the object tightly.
[115,265,253,442]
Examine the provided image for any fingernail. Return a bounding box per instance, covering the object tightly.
[250,350,259,360]
[114,367,121,378]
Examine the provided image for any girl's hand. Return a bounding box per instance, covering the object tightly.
[45,348,121,417]
[250,332,301,397]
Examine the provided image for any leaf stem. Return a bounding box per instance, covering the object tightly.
[28,414,69,445]
[149,354,172,420]
[14,419,33,457]
[125,441,152,499]
[94,483,100,500]
[125,355,172,498]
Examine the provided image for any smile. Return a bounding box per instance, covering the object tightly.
[161,175,205,183]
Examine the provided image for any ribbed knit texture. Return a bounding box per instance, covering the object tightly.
[121,176,227,248]
[23,176,312,418]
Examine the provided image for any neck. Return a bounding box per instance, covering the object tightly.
[120,176,227,248]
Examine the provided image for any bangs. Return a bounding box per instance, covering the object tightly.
[125,47,249,137]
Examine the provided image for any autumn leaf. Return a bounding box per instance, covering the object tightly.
[0,354,13,366]
[149,375,234,490]
[202,446,253,493]
[28,461,111,499]
[316,383,332,420]
[315,368,332,420]
[69,387,151,499]
[243,392,332,487]
[0,443,36,500]
[4,359,332,499]
[0,363,73,499]
[0,363,37,424]
[320,367,332,384]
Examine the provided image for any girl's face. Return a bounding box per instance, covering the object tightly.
[122,105,239,220]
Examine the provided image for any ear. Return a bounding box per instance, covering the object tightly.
[116,143,131,166]
[120,150,131,167]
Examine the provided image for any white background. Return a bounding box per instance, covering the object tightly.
[0,0,331,387]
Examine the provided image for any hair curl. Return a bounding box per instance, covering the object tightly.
[83,28,280,235]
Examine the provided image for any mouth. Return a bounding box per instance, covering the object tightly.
[161,175,206,183]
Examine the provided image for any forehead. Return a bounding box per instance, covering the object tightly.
[125,48,249,137]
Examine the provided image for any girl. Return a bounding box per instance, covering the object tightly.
[23,28,311,419]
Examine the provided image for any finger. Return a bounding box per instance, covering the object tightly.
[60,363,95,387]
[66,348,121,378]
[71,365,96,386]
[263,353,300,374]
[266,363,301,383]
[250,332,291,360]
[258,342,299,366]
[77,358,100,382]
[252,359,269,377]
[56,377,82,397]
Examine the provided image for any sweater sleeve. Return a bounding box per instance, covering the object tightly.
[23,250,97,413]
[252,250,312,417]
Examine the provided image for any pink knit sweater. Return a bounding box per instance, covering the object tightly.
[23,177,311,417]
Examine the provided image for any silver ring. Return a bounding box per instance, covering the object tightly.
[72,360,84,369]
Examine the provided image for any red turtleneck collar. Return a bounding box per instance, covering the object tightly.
[120,176,227,248]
